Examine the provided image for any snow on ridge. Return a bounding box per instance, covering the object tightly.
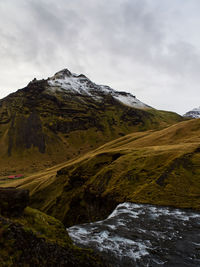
[47,69,149,109]
[192,106,200,112]
[113,94,148,108]
[184,106,200,118]
[48,75,92,96]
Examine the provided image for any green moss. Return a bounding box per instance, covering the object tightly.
[13,207,72,247]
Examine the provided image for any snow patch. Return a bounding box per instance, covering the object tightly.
[47,69,149,109]
[113,94,148,108]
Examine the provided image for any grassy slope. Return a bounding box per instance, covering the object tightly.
[2,118,200,226]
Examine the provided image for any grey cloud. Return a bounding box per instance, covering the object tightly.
[0,0,200,114]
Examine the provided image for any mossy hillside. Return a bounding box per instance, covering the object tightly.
[0,79,183,175]
[0,207,107,267]
[7,118,199,226]
[44,145,200,226]
[13,207,72,247]
[0,107,183,176]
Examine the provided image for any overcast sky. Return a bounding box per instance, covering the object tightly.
[0,0,200,114]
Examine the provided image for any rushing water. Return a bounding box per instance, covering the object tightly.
[67,202,200,266]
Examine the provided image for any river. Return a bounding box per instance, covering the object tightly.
[67,202,200,266]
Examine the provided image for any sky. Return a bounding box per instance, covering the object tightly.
[0,0,200,115]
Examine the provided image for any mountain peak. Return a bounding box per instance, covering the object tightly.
[52,69,88,80]
[47,68,150,109]
[54,68,72,78]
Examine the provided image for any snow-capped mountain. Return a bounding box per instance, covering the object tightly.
[183,107,200,118]
[47,69,150,109]
[0,67,183,175]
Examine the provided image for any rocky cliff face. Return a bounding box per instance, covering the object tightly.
[0,68,183,175]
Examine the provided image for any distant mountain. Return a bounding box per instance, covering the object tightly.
[0,68,183,175]
[184,106,200,118]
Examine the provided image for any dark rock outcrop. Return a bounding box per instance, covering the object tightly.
[0,187,29,217]
[8,111,46,156]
